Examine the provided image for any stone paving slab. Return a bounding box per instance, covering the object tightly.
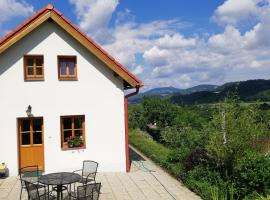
[0,146,201,200]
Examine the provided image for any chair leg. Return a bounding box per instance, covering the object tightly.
[20,187,22,200]
[47,185,50,200]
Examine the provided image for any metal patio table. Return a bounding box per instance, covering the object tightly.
[39,172,81,200]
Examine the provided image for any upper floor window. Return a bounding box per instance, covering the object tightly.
[24,55,44,81]
[58,56,77,80]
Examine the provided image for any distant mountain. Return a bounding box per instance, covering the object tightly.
[182,84,217,94]
[171,79,270,105]
[129,84,218,103]
[143,87,183,96]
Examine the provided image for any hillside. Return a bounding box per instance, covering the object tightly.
[129,84,217,103]
[171,79,270,105]
[143,86,183,96]
[182,84,217,94]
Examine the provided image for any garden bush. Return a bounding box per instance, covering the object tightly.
[235,152,270,198]
[167,147,190,164]
[183,148,215,172]
[185,166,227,200]
[161,125,208,149]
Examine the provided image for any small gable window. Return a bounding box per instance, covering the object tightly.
[58,56,77,80]
[24,55,44,81]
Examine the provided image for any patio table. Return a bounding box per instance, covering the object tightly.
[39,172,81,200]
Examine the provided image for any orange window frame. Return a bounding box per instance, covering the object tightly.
[60,115,85,150]
[58,56,77,80]
[18,117,44,146]
[24,55,44,81]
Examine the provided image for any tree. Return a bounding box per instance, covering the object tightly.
[128,103,146,130]
[206,97,269,175]
[142,97,178,127]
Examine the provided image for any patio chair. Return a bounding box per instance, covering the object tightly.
[24,180,56,200]
[73,161,98,184]
[19,165,43,200]
[70,182,101,200]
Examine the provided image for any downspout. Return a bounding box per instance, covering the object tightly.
[124,85,140,172]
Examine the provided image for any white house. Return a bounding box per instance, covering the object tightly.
[0,4,142,176]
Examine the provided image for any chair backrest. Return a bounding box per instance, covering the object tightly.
[24,180,40,200]
[19,165,39,186]
[77,182,101,200]
[82,160,98,179]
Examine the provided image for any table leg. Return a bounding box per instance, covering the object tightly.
[56,185,63,200]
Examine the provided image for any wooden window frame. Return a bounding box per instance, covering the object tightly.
[18,117,44,147]
[58,56,78,81]
[60,115,85,150]
[24,55,44,81]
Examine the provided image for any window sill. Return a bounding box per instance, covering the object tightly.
[24,78,45,81]
[61,146,86,151]
[58,77,78,81]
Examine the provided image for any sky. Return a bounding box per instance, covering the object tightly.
[1,0,270,90]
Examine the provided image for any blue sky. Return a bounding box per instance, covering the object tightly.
[1,0,270,90]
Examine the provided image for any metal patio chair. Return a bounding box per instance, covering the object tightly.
[19,165,42,200]
[70,182,101,200]
[73,161,98,185]
[24,180,56,200]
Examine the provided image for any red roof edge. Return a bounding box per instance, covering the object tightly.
[0,3,143,88]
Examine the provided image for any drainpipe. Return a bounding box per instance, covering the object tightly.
[124,85,141,172]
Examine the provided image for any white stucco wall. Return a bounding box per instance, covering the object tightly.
[0,21,126,176]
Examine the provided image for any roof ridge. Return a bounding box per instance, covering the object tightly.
[45,3,54,10]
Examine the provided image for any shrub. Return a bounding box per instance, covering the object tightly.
[166,163,185,179]
[167,147,190,163]
[234,152,270,198]
[183,148,216,172]
[185,166,227,200]
[161,125,208,150]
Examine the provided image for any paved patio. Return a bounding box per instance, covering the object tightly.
[0,146,201,200]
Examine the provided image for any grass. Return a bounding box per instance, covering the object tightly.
[129,129,171,167]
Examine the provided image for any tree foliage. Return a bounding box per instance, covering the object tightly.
[206,97,269,175]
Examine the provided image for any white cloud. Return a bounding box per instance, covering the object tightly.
[213,0,259,25]
[103,19,188,67]
[208,25,244,53]
[157,34,197,49]
[69,0,118,42]
[143,46,170,67]
[68,0,270,89]
[132,65,144,75]
[0,0,33,27]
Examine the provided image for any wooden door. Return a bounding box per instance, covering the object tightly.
[18,117,44,171]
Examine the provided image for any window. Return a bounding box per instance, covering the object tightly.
[19,117,43,146]
[24,55,44,80]
[58,56,77,80]
[60,115,85,149]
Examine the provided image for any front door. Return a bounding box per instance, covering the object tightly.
[18,117,44,171]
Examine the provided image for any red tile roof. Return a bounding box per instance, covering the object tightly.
[0,3,143,88]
